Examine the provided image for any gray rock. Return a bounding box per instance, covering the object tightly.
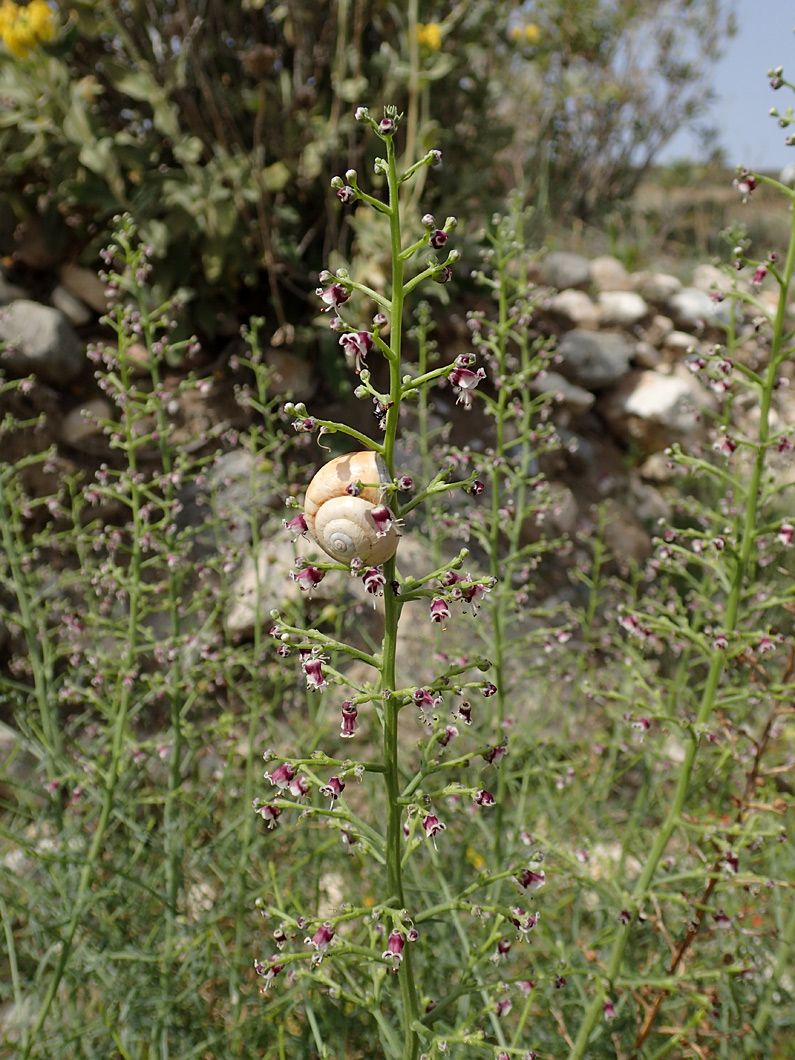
[59,263,110,314]
[556,330,634,390]
[540,251,592,290]
[0,300,83,385]
[530,369,595,415]
[633,341,660,369]
[59,398,113,448]
[266,349,316,401]
[226,538,301,636]
[635,272,682,306]
[597,290,649,327]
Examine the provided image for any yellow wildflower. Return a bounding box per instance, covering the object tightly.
[0,0,57,59]
[466,846,486,871]
[510,23,541,46]
[416,21,442,51]
[27,0,56,41]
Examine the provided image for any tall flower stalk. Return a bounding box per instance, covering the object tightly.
[261,107,516,1060]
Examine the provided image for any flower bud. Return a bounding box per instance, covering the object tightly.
[330,175,344,189]
[355,106,370,121]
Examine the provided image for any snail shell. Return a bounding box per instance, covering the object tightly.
[304,450,400,565]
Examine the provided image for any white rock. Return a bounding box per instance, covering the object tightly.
[600,366,714,453]
[50,284,92,326]
[598,290,648,327]
[590,255,634,291]
[662,330,699,355]
[692,263,726,294]
[546,288,600,329]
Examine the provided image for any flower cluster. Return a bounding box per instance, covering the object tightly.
[0,0,56,58]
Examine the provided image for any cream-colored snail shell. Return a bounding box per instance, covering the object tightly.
[304,451,400,565]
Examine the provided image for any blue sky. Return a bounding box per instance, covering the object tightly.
[661,0,795,170]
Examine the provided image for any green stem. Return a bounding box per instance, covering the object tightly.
[379,128,421,1060]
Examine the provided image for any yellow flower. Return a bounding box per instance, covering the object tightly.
[510,23,541,46]
[466,846,486,871]
[27,0,56,41]
[416,21,442,51]
[1,0,57,59]
[0,0,19,33]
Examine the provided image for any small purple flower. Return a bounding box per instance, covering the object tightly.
[778,522,794,546]
[290,566,325,593]
[429,229,448,249]
[713,633,728,651]
[516,868,545,892]
[496,938,511,957]
[283,512,308,539]
[379,116,396,135]
[603,1000,616,1021]
[430,597,451,624]
[422,814,446,847]
[723,850,739,874]
[495,998,512,1017]
[481,681,498,698]
[454,702,472,724]
[302,653,327,691]
[438,725,458,746]
[733,169,757,201]
[618,909,632,925]
[467,479,485,496]
[396,475,413,491]
[554,974,566,989]
[382,929,405,970]
[292,416,319,433]
[483,742,507,766]
[254,803,282,829]
[511,908,540,940]
[289,774,310,798]
[362,566,387,595]
[369,505,395,537]
[337,185,356,203]
[413,687,443,718]
[340,701,358,738]
[254,956,283,992]
[433,266,453,284]
[449,365,486,409]
[475,789,495,806]
[305,922,335,960]
[316,282,351,311]
[266,762,296,790]
[752,265,768,286]
[712,909,732,929]
[320,775,345,804]
[339,330,373,373]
